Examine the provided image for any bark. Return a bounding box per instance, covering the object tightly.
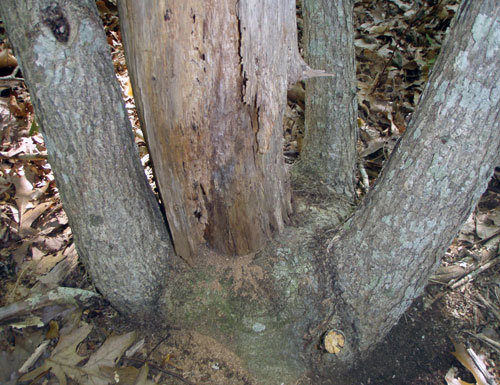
[298,0,358,201]
[3,0,500,384]
[0,0,174,316]
[118,0,316,258]
[330,0,500,355]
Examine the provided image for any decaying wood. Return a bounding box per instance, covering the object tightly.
[119,0,318,258]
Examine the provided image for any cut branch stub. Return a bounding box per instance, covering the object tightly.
[324,330,345,354]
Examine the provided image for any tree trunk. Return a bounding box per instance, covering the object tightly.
[118,0,316,258]
[330,0,500,355]
[298,0,358,201]
[0,0,174,317]
[3,0,500,384]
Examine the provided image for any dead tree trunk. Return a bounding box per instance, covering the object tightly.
[118,0,319,258]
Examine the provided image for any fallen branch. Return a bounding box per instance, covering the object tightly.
[450,255,500,289]
[0,151,48,161]
[466,331,500,356]
[0,287,99,324]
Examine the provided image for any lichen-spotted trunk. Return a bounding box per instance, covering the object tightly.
[119,0,314,259]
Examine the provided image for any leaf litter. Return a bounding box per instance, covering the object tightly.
[0,0,499,384]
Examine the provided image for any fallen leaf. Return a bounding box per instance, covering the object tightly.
[0,47,17,69]
[451,341,489,385]
[19,324,148,385]
[46,320,59,339]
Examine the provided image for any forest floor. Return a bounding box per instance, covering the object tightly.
[1,0,499,384]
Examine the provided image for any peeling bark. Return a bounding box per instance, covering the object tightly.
[119,0,319,258]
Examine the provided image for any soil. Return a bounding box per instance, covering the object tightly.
[60,271,496,385]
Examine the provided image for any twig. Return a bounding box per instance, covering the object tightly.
[475,292,500,322]
[0,152,48,161]
[467,347,498,385]
[7,263,31,304]
[466,331,500,356]
[0,66,23,81]
[426,255,500,308]
[450,255,500,289]
[146,332,171,360]
[18,340,50,373]
[123,356,198,385]
[358,160,370,193]
[0,287,99,323]
[468,228,500,248]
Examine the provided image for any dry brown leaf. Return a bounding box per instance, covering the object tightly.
[8,94,29,118]
[11,172,33,219]
[0,47,17,69]
[451,341,489,385]
[46,320,60,339]
[19,322,146,385]
[20,200,52,235]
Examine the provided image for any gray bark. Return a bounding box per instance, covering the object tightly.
[330,0,500,355]
[298,0,358,201]
[0,0,174,317]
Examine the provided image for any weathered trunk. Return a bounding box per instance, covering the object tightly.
[0,0,173,316]
[330,0,500,355]
[118,0,314,258]
[299,0,358,201]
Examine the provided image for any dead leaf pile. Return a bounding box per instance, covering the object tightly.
[1,309,161,385]
[0,64,79,308]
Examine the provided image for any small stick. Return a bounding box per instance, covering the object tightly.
[0,287,98,323]
[358,160,370,193]
[0,152,48,161]
[450,256,500,289]
[18,340,50,373]
[475,292,500,323]
[466,331,500,356]
[466,347,497,385]
[123,356,197,385]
